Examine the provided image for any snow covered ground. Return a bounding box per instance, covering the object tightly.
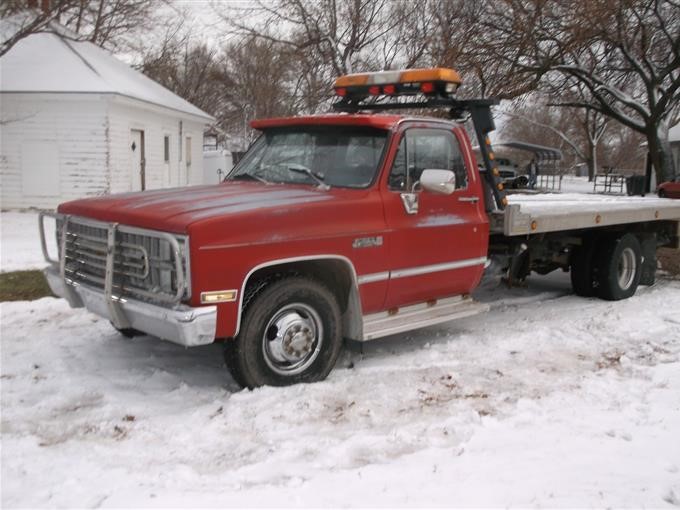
[560,175,603,194]
[2,184,680,508]
[2,274,680,507]
[0,211,56,272]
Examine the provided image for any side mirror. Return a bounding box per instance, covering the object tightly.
[420,169,457,195]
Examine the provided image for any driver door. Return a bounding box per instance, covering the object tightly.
[381,126,488,308]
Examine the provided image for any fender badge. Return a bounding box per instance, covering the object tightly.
[353,236,383,249]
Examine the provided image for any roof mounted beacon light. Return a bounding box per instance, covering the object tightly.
[334,68,462,100]
[332,67,508,213]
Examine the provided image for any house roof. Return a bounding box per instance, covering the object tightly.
[0,20,214,122]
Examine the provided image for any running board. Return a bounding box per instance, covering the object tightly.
[361,295,490,341]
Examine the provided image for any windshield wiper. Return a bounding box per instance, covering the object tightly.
[230,171,269,184]
[287,164,330,190]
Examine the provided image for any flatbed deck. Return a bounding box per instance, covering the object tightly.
[491,193,680,236]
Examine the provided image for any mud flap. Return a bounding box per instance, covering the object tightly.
[639,234,657,286]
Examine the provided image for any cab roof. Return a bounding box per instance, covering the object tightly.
[250,114,405,131]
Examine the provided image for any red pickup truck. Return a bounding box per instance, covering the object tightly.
[40,68,680,388]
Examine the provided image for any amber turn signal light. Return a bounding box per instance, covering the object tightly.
[200,290,238,304]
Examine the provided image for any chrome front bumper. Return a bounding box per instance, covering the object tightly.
[45,266,217,347]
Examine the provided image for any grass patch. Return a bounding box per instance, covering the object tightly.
[0,270,54,302]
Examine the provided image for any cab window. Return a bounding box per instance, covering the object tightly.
[388,128,467,191]
[229,126,388,189]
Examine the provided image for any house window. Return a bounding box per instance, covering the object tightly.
[164,136,170,163]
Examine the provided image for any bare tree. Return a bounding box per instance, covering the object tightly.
[502,100,610,179]
[1,0,157,57]
[548,82,612,180]
[140,20,223,116]
[601,124,647,171]
[481,0,680,182]
[220,0,407,74]
[429,0,544,99]
[1,0,78,57]
[502,95,646,179]
[552,0,680,183]
[214,0,432,112]
[215,36,299,141]
[501,100,585,168]
[373,0,435,70]
[59,0,157,51]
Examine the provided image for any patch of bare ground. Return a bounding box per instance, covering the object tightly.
[658,248,680,278]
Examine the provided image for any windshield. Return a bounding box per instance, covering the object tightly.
[228,126,388,188]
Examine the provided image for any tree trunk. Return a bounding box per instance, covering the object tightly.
[587,140,597,182]
[647,128,677,184]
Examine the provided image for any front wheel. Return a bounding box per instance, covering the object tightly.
[224,277,343,388]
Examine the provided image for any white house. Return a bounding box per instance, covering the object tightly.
[0,22,214,209]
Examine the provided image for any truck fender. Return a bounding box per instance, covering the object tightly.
[234,255,364,340]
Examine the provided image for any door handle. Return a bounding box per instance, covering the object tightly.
[458,196,479,203]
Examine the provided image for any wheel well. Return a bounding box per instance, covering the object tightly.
[241,258,363,340]
[244,259,350,310]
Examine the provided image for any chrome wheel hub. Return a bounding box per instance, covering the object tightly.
[617,247,636,290]
[262,303,323,376]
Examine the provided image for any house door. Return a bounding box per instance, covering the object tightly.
[131,129,145,190]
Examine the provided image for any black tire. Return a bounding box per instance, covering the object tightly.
[595,233,642,301]
[658,189,667,198]
[570,240,598,297]
[223,341,249,388]
[224,277,342,389]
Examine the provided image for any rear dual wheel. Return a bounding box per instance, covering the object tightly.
[595,233,642,301]
[224,277,343,389]
[570,233,642,301]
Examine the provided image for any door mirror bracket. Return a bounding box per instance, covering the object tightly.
[400,193,419,215]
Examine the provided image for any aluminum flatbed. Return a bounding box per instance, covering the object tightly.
[491,193,680,237]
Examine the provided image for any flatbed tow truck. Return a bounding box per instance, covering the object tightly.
[40,68,680,388]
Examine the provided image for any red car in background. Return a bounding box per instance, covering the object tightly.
[658,180,680,198]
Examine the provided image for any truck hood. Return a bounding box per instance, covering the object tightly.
[57,181,367,234]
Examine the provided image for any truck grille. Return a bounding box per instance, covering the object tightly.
[57,217,189,305]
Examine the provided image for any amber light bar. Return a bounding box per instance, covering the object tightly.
[334,67,462,99]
